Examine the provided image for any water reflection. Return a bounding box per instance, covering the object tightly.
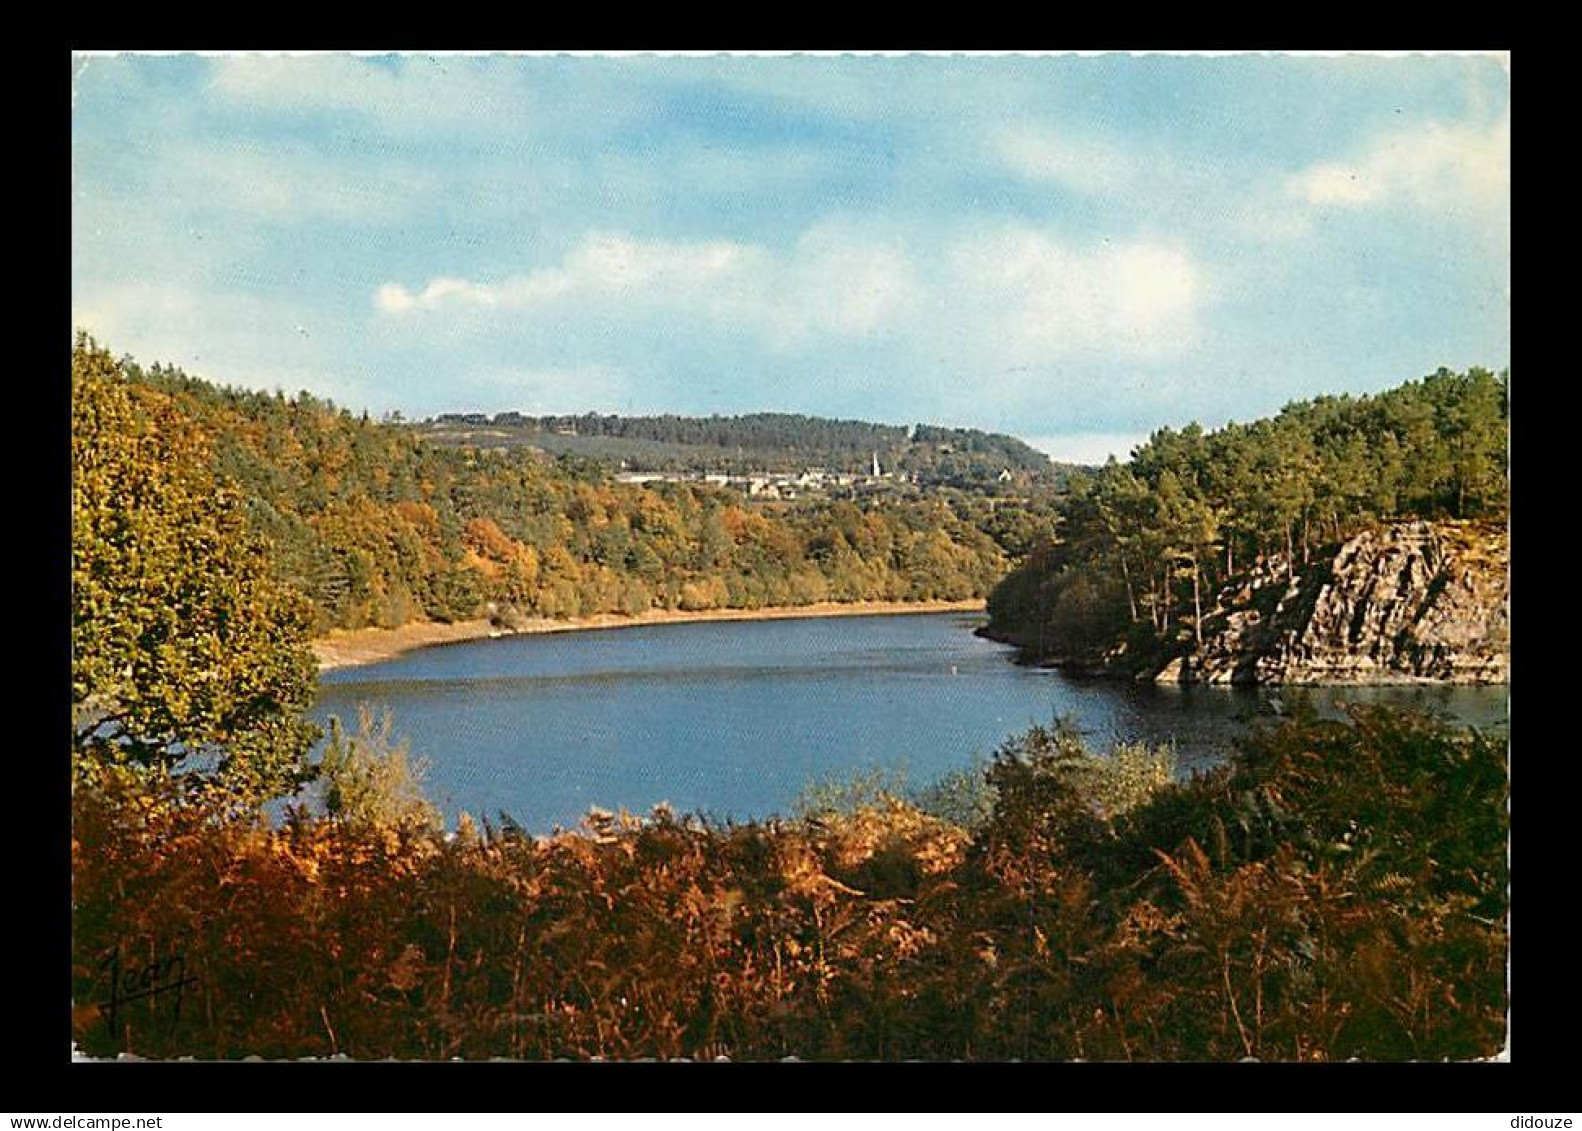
[312,613,1507,833]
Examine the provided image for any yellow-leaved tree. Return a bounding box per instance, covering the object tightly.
[71,335,320,808]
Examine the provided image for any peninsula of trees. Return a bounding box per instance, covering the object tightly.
[982,368,1509,681]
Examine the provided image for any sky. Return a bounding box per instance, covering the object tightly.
[70,51,1510,465]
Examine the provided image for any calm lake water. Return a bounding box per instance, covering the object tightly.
[313,612,1509,833]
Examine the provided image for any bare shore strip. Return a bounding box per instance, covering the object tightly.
[313,599,988,672]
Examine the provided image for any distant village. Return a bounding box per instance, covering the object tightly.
[416,411,1039,499]
[607,453,1016,500]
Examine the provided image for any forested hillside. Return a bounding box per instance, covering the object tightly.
[415,409,1071,488]
[82,340,1025,637]
[983,368,1509,672]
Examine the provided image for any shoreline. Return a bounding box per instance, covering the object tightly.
[313,598,988,672]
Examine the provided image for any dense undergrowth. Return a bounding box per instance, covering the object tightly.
[72,706,1507,1061]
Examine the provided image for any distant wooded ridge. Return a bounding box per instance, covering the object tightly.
[411,409,1072,484]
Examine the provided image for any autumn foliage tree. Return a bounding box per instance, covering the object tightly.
[93,349,1021,636]
[72,336,320,806]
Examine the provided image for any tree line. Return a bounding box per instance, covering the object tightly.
[418,408,1062,485]
[91,341,1017,638]
[986,367,1509,661]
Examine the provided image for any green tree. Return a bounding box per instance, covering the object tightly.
[1088,461,1154,625]
[1156,471,1221,648]
[1435,367,1507,517]
[317,706,440,830]
[72,337,320,805]
[1252,417,1318,576]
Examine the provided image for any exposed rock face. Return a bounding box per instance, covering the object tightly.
[1162,521,1508,685]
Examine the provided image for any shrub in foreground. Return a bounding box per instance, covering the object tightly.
[71,708,1507,1061]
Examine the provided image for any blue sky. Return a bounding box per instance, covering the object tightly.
[71,52,1509,464]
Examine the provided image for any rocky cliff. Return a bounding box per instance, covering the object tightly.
[1155,521,1508,685]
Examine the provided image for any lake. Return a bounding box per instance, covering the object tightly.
[313,611,1509,833]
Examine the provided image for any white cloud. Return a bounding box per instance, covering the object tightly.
[994,126,1138,195]
[373,283,416,313]
[566,233,755,292]
[1291,164,1377,206]
[763,224,922,346]
[1286,116,1510,218]
[1223,114,1512,251]
[374,226,925,349]
[377,221,1205,376]
[375,233,763,315]
[375,275,493,314]
[945,227,1204,363]
[210,54,390,114]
